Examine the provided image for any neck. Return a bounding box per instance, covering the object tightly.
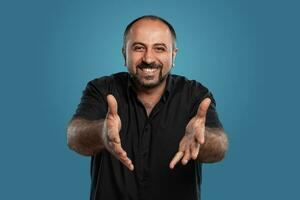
[135,80,167,116]
[137,78,166,97]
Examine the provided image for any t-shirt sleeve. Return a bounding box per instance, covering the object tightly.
[72,78,108,121]
[189,82,223,128]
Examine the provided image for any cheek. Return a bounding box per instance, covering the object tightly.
[160,55,173,68]
[126,54,141,73]
[126,54,135,65]
[127,53,142,65]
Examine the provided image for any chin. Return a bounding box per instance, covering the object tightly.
[131,71,169,89]
[141,81,161,89]
[135,77,157,88]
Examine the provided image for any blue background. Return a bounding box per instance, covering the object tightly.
[1,0,299,199]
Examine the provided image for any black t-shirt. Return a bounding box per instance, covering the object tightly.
[73,72,223,200]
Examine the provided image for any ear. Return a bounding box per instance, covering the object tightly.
[172,48,178,66]
[122,47,126,66]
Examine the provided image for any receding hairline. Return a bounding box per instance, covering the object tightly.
[123,15,177,48]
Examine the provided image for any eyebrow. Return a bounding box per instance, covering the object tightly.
[131,42,168,48]
[154,43,168,48]
[131,42,146,47]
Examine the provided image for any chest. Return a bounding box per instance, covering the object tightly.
[119,96,191,156]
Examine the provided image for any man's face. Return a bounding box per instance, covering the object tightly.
[123,19,177,89]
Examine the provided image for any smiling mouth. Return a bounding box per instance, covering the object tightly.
[140,67,158,72]
[136,61,162,76]
[138,66,160,74]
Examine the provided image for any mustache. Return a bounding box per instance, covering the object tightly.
[137,61,163,69]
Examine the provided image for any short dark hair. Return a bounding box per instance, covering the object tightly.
[123,15,177,49]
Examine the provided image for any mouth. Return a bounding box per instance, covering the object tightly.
[138,67,159,75]
[140,67,158,72]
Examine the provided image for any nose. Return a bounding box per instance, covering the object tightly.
[142,50,155,64]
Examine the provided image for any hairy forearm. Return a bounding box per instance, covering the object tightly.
[198,127,228,163]
[67,117,105,156]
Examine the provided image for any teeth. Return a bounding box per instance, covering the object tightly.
[143,68,156,72]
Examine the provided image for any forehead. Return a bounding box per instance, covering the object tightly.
[127,19,173,45]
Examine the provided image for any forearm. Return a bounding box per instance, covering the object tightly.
[198,127,228,163]
[67,117,105,156]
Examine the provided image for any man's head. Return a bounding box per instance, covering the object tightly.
[122,15,178,90]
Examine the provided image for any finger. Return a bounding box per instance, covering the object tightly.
[197,98,211,119]
[169,151,184,169]
[107,94,118,115]
[120,157,134,171]
[127,163,135,171]
[110,141,126,157]
[195,126,205,144]
[124,155,134,171]
[107,130,121,144]
[108,141,127,162]
[191,142,200,160]
[109,142,134,171]
[182,148,191,165]
[119,155,131,164]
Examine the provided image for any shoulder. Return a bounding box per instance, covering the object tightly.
[89,72,128,86]
[83,72,129,101]
[170,74,209,96]
[87,72,128,91]
[169,74,217,106]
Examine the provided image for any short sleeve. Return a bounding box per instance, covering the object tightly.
[72,78,108,121]
[189,83,223,128]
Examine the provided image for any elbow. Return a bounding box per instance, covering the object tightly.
[215,131,229,162]
[66,119,96,156]
[66,125,87,155]
[66,119,83,154]
[202,130,228,163]
[66,123,77,151]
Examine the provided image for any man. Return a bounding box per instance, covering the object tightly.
[67,15,228,200]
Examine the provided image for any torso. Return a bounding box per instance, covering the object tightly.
[89,72,212,200]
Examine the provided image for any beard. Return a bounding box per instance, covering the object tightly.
[130,61,170,89]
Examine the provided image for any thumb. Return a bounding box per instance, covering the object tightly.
[107,94,118,115]
[197,98,211,119]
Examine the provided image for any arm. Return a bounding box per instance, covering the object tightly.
[198,127,228,163]
[67,117,105,156]
[67,94,134,171]
[170,98,228,168]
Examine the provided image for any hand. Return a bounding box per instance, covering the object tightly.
[169,98,211,169]
[102,94,134,171]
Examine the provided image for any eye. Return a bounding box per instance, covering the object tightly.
[133,45,145,52]
[155,46,166,52]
